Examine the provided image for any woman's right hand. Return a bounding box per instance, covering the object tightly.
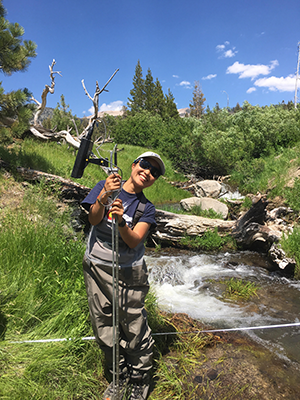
[103,173,122,195]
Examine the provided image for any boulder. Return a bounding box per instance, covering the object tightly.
[194,180,222,198]
[180,197,228,219]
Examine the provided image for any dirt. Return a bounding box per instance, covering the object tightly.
[154,313,300,400]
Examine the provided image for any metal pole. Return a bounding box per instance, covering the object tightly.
[110,147,120,400]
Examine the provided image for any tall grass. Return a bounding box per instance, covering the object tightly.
[281,226,300,279]
[0,179,173,398]
[230,144,300,200]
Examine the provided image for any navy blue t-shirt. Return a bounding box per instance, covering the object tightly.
[82,180,156,267]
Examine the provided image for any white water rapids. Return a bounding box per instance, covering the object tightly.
[146,249,300,366]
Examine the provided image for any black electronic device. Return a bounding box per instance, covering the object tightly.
[71,120,109,178]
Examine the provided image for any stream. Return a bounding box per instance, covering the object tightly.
[145,248,300,368]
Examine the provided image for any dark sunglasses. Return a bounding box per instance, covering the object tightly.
[136,158,161,179]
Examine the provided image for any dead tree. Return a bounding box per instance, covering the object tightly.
[80,68,119,141]
[29,60,79,148]
[28,62,119,149]
[31,59,61,126]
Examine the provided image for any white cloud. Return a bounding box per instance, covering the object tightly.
[216,41,237,58]
[216,44,225,51]
[100,100,123,112]
[254,75,296,92]
[178,80,192,88]
[87,100,124,115]
[202,74,217,80]
[247,87,256,94]
[224,49,237,58]
[226,60,279,80]
[173,74,179,78]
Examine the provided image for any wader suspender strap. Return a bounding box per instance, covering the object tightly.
[132,193,147,228]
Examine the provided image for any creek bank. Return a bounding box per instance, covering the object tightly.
[154,312,300,400]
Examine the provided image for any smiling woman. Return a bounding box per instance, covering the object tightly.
[80,151,165,400]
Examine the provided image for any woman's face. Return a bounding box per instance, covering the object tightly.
[130,158,160,191]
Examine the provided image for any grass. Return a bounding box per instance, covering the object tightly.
[230,144,300,202]
[180,229,237,251]
[221,278,259,301]
[281,226,300,279]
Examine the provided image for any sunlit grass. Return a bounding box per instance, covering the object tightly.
[222,278,259,301]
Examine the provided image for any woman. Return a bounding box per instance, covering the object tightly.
[81,151,165,400]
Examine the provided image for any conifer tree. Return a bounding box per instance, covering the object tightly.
[153,78,166,119]
[127,60,145,114]
[165,88,179,119]
[0,2,36,74]
[144,68,155,114]
[189,80,206,118]
[0,1,37,142]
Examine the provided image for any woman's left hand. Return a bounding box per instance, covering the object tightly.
[110,198,124,224]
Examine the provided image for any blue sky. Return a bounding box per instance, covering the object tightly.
[2,0,300,117]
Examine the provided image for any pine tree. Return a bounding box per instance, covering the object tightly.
[0,1,37,142]
[127,60,145,114]
[0,2,37,75]
[189,81,206,118]
[165,88,179,119]
[153,78,166,119]
[144,68,155,114]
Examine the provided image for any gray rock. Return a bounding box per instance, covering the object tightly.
[194,180,222,198]
[180,197,228,219]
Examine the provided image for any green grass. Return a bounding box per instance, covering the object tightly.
[281,226,300,279]
[230,144,300,201]
[180,229,236,251]
[0,180,171,398]
[221,278,259,301]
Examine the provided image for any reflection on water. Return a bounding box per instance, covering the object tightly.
[146,248,300,366]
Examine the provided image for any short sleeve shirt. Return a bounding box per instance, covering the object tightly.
[82,180,156,267]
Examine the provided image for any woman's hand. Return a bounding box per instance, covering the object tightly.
[88,174,122,226]
[103,174,122,196]
[110,198,124,224]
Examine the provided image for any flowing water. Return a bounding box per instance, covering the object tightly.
[146,248,300,367]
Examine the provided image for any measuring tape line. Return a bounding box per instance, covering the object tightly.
[5,322,300,344]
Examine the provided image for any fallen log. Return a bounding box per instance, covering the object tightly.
[153,209,235,244]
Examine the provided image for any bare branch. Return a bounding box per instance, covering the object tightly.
[32,59,61,126]
[81,69,119,137]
